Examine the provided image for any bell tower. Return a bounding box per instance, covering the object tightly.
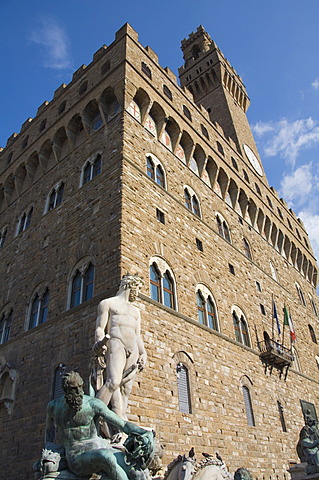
[179,26,261,167]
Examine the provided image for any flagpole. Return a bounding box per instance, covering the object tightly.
[272,294,274,340]
[289,308,295,347]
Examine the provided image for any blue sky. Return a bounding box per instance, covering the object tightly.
[1,0,319,262]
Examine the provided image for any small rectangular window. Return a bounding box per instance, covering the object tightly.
[229,263,235,275]
[256,281,262,292]
[196,238,203,252]
[156,208,165,224]
[260,304,266,315]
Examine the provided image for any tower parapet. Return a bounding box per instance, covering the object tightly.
[179,26,254,155]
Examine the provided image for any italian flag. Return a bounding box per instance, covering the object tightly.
[284,305,296,342]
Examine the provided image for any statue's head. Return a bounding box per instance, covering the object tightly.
[124,430,155,470]
[40,449,62,474]
[120,274,144,302]
[62,371,84,412]
[234,468,254,480]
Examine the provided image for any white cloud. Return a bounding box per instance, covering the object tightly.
[312,78,319,90]
[279,164,314,206]
[297,210,319,262]
[278,163,319,262]
[252,117,319,165]
[251,121,274,136]
[29,16,72,70]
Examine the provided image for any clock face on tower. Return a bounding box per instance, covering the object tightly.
[243,144,263,176]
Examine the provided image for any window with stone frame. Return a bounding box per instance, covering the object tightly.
[233,309,250,347]
[176,363,192,414]
[270,261,278,281]
[141,62,152,79]
[295,282,306,307]
[242,385,255,426]
[47,182,64,212]
[184,188,201,218]
[309,295,318,317]
[81,153,102,186]
[69,263,95,309]
[196,286,219,331]
[182,105,192,121]
[163,85,173,100]
[243,237,252,260]
[308,324,317,344]
[0,310,12,344]
[216,214,231,242]
[149,258,176,310]
[28,288,50,330]
[146,155,166,188]
[17,206,33,235]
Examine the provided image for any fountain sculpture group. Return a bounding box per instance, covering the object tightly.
[33,274,316,480]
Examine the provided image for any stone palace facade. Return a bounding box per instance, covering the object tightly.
[1,24,319,479]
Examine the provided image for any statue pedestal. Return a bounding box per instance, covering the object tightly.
[288,463,319,480]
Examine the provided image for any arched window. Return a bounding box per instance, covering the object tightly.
[17,206,33,235]
[163,85,173,100]
[196,286,218,331]
[149,258,176,310]
[184,189,192,210]
[242,385,255,426]
[176,363,192,414]
[270,261,278,281]
[146,154,166,188]
[216,214,231,242]
[69,262,95,309]
[141,62,152,79]
[150,264,161,302]
[182,105,192,121]
[233,309,250,347]
[47,182,64,212]
[28,288,49,330]
[147,157,155,178]
[243,238,252,260]
[82,153,102,185]
[309,295,318,317]
[309,324,317,344]
[0,310,12,344]
[163,272,174,309]
[295,283,306,306]
[184,188,201,218]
